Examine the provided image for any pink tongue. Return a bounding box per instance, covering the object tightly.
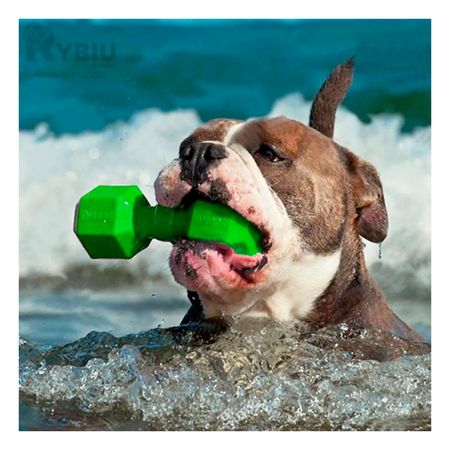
[193,241,262,270]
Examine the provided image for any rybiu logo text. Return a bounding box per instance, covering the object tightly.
[23,23,116,62]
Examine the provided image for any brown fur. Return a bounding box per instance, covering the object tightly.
[233,119,349,254]
[184,118,241,143]
[309,58,354,138]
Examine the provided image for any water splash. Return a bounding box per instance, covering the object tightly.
[20,320,431,431]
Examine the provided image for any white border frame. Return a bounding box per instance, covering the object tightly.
[3,0,446,445]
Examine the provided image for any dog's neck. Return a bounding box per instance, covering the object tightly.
[306,227,422,341]
[180,212,422,342]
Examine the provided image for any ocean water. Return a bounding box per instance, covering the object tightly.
[19,19,431,430]
[19,19,430,134]
[19,321,430,431]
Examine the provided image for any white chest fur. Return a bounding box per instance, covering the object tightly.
[245,249,342,321]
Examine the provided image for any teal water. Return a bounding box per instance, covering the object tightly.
[19,19,430,134]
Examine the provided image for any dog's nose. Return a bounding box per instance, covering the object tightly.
[179,142,227,186]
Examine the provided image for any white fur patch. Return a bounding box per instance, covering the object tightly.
[198,140,223,145]
[224,122,246,146]
[248,249,342,321]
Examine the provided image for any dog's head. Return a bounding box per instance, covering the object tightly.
[155,59,388,320]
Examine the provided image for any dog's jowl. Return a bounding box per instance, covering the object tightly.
[155,59,422,342]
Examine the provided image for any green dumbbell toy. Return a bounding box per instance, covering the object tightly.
[74,185,263,259]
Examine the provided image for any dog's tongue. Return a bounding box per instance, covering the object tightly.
[192,240,265,272]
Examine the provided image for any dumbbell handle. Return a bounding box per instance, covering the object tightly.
[137,200,263,255]
[136,204,188,241]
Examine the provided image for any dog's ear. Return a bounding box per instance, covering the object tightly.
[341,148,388,243]
[309,58,354,138]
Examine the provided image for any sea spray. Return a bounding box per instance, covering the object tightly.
[19,319,431,431]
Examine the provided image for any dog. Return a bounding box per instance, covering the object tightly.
[155,59,423,342]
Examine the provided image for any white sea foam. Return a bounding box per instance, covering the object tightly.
[19,95,431,303]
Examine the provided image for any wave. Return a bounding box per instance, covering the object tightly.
[19,94,431,308]
[19,320,431,430]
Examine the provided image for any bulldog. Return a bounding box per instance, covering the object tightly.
[155,59,423,342]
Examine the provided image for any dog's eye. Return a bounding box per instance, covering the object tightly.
[256,144,284,163]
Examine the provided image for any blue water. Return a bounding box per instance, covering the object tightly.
[19,19,430,134]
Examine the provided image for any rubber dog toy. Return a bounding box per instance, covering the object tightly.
[74,185,263,259]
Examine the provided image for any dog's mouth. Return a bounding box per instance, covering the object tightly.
[172,239,268,281]
[178,188,272,253]
[170,188,271,288]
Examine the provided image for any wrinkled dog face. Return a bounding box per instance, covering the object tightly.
[155,117,355,320]
[155,60,388,321]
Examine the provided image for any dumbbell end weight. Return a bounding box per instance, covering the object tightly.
[74,185,152,259]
